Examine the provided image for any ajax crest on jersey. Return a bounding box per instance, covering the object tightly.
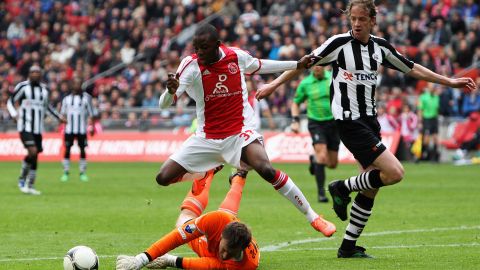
[63,245,99,270]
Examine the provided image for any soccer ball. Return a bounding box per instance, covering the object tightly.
[63,245,99,270]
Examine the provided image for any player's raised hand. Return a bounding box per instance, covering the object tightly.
[449,77,477,93]
[255,83,277,100]
[166,73,180,94]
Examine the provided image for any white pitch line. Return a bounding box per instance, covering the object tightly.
[260,225,480,252]
[1,225,479,263]
[276,242,480,252]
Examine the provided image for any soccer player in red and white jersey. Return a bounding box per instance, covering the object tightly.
[156,24,336,237]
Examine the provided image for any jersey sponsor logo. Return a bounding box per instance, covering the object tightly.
[212,74,229,94]
[205,74,242,101]
[185,224,196,234]
[202,69,211,76]
[22,100,44,107]
[343,71,354,81]
[228,62,239,74]
[354,72,378,81]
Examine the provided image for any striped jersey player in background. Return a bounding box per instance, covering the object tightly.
[60,77,98,182]
[7,65,65,195]
[256,0,477,258]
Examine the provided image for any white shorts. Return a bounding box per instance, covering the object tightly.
[170,129,263,173]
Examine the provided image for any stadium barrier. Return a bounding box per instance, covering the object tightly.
[0,131,400,163]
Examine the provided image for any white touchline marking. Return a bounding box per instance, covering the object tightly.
[0,225,479,263]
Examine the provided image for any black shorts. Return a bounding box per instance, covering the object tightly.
[307,119,340,151]
[422,117,438,135]
[20,132,43,153]
[336,117,387,169]
[64,133,88,148]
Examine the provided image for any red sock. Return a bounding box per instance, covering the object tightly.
[271,170,289,190]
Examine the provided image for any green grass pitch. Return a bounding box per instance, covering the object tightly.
[0,162,479,269]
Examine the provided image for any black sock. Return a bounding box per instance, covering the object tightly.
[314,164,326,196]
[341,193,374,250]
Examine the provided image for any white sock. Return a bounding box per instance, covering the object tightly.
[276,177,318,223]
[62,158,70,173]
[79,158,87,173]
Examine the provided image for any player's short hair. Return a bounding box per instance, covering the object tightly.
[222,222,252,251]
[346,0,377,18]
[194,24,219,42]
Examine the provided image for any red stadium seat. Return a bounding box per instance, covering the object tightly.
[454,68,479,80]
[441,112,480,149]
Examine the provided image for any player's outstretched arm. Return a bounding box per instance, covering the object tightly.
[255,69,302,100]
[145,255,232,269]
[407,63,477,92]
[255,54,319,100]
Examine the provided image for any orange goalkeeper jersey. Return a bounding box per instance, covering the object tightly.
[146,210,260,270]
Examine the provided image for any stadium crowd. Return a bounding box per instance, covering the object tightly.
[1,0,479,135]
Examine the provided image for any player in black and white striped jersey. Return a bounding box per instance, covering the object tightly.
[60,77,98,182]
[256,0,477,258]
[6,65,65,195]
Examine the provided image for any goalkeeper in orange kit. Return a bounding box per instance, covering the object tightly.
[116,170,259,270]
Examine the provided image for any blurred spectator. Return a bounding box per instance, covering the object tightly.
[142,85,158,108]
[378,106,400,133]
[139,110,151,132]
[0,0,478,131]
[438,86,458,117]
[125,111,138,128]
[462,92,480,117]
[6,17,25,40]
[386,87,404,117]
[400,104,419,153]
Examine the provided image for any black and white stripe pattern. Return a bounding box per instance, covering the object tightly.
[7,80,62,134]
[345,201,372,241]
[344,171,374,191]
[61,93,96,135]
[311,31,414,120]
[79,158,87,173]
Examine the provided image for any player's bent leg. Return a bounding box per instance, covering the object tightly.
[372,150,404,185]
[61,146,71,182]
[313,144,328,202]
[337,190,377,259]
[242,141,336,236]
[21,146,41,195]
[176,209,199,228]
[178,170,215,222]
[156,159,189,186]
[326,150,339,169]
[218,172,247,216]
